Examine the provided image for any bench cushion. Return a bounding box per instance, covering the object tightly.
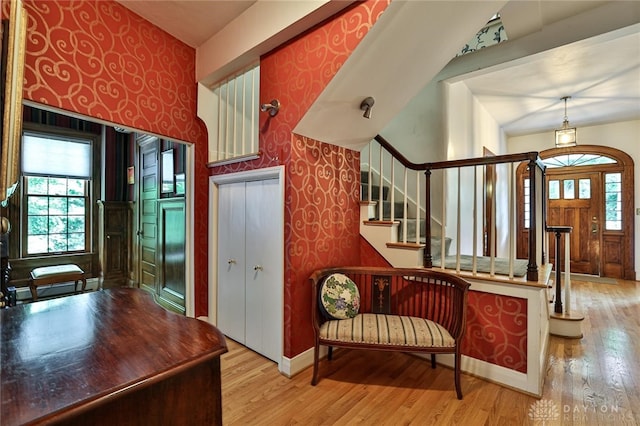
[31,264,84,279]
[319,313,454,348]
[319,273,360,320]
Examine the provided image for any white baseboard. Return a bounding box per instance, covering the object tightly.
[279,345,328,378]
[281,346,540,396]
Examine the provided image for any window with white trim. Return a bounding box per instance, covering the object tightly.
[21,133,92,256]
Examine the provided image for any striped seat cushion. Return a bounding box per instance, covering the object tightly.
[319,313,454,348]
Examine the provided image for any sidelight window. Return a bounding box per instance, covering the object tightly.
[604,173,622,230]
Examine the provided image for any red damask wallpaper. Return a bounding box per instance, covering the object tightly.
[462,292,528,373]
[21,0,201,143]
[16,0,210,314]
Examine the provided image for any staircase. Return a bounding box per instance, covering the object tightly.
[360,168,448,268]
[359,135,546,282]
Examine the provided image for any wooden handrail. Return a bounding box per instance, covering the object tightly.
[368,135,546,282]
[375,135,543,171]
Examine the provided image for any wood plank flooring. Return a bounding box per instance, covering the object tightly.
[220,278,640,425]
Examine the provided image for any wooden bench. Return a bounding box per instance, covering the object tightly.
[310,266,470,399]
[30,264,86,301]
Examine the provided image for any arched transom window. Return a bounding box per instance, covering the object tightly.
[542,153,616,168]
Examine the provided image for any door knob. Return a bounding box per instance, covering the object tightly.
[592,223,598,234]
[254,265,263,271]
[228,259,236,265]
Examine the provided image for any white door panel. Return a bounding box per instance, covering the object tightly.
[215,171,283,365]
[245,179,282,362]
[217,182,247,344]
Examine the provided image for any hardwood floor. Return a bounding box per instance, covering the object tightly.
[220,278,640,425]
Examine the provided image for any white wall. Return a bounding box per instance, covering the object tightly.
[445,81,510,257]
[508,119,640,280]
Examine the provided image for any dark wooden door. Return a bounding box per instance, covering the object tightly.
[157,199,186,314]
[98,201,130,288]
[138,140,158,294]
[547,172,601,275]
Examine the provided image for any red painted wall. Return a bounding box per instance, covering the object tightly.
[18,0,210,314]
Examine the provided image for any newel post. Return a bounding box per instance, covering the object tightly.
[547,226,572,314]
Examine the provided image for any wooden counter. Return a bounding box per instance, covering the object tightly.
[1,288,227,425]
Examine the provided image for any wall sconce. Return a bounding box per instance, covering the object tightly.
[260,99,280,117]
[555,96,577,148]
[360,97,375,119]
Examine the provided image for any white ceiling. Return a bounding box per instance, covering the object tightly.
[458,25,640,136]
[116,0,640,138]
[115,0,256,48]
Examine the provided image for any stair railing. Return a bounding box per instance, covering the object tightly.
[363,135,546,282]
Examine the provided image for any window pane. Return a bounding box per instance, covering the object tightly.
[68,233,85,251]
[604,172,622,231]
[27,235,48,254]
[578,179,590,199]
[605,182,620,192]
[48,234,68,253]
[549,180,560,199]
[27,176,48,195]
[49,178,67,195]
[28,196,48,215]
[68,216,85,233]
[605,173,621,183]
[28,216,48,235]
[563,180,575,199]
[48,216,68,234]
[543,154,616,168]
[48,197,68,215]
[68,198,85,215]
[67,179,85,196]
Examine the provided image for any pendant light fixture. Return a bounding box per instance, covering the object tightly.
[555,96,577,147]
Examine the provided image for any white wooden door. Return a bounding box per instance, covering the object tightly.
[217,181,247,344]
[216,175,283,364]
[245,178,282,362]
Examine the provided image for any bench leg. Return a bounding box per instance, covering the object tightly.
[30,282,38,301]
[74,278,87,294]
[454,349,463,400]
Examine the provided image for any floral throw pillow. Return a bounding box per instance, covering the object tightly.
[319,273,360,320]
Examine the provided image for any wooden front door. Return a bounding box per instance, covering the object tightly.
[547,172,601,275]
